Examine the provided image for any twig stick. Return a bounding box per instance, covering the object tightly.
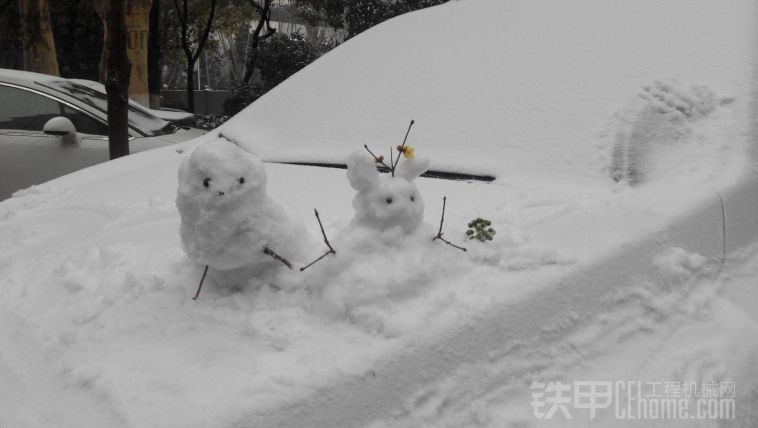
[433,196,467,252]
[264,247,293,269]
[218,132,240,147]
[192,265,209,300]
[314,209,335,253]
[363,144,391,170]
[392,119,415,172]
[716,192,727,276]
[390,147,394,177]
[300,209,337,271]
[300,251,332,272]
[435,196,447,237]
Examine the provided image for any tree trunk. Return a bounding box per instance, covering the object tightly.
[242,0,276,83]
[103,0,131,159]
[17,0,59,75]
[94,0,109,83]
[125,0,151,106]
[186,61,195,113]
[174,0,217,113]
[147,0,161,108]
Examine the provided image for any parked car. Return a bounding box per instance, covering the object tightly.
[0,68,204,200]
[67,78,198,128]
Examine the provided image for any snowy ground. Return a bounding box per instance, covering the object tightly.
[1,0,757,426]
[367,244,758,428]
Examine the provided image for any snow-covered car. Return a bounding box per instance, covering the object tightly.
[1,1,757,427]
[67,78,197,127]
[0,68,204,200]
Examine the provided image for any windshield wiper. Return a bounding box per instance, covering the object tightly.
[159,122,178,134]
[270,161,495,182]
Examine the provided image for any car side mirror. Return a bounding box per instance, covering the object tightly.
[43,116,80,144]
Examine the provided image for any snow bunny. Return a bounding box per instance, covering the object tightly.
[346,150,430,233]
[177,136,302,299]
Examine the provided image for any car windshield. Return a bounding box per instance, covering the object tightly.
[39,80,175,136]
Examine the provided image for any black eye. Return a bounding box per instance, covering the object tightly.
[410,196,415,202]
[239,177,245,184]
[203,177,211,188]
[386,197,393,204]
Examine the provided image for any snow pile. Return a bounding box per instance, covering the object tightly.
[297,222,571,337]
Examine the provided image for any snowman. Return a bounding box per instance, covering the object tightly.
[345,138,466,251]
[176,136,303,299]
[346,149,429,234]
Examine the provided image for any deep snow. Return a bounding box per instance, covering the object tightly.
[0,0,757,426]
[366,244,758,428]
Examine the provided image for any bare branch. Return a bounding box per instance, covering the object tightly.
[392,119,415,172]
[243,0,276,82]
[173,0,190,57]
[364,120,416,178]
[314,209,336,253]
[191,0,218,63]
[389,146,394,176]
[300,209,337,271]
[192,265,210,300]
[433,197,467,252]
[248,0,264,14]
[363,144,392,170]
[264,246,293,269]
[172,0,186,28]
[300,251,332,272]
[435,196,446,237]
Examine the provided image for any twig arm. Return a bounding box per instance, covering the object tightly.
[435,196,447,237]
[300,251,332,272]
[264,247,293,269]
[314,209,336,253]
[300,209,337,271]
[434,234,468,252]
[433,196,467,252]
[192,265,210,300]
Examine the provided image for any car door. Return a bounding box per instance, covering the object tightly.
[0,83,112,200]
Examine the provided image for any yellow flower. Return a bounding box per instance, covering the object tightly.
[402,146,415,159]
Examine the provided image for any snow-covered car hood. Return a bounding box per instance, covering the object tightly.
[208,0,755,184]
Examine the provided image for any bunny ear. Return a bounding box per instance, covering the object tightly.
[346,150,380,192]
[396,157,430,181]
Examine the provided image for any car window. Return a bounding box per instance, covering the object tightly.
[60,104,108,136]
[0,84,108,136]
[0,84,63,131]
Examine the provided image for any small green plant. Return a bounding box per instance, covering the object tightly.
[466,218,496,242]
